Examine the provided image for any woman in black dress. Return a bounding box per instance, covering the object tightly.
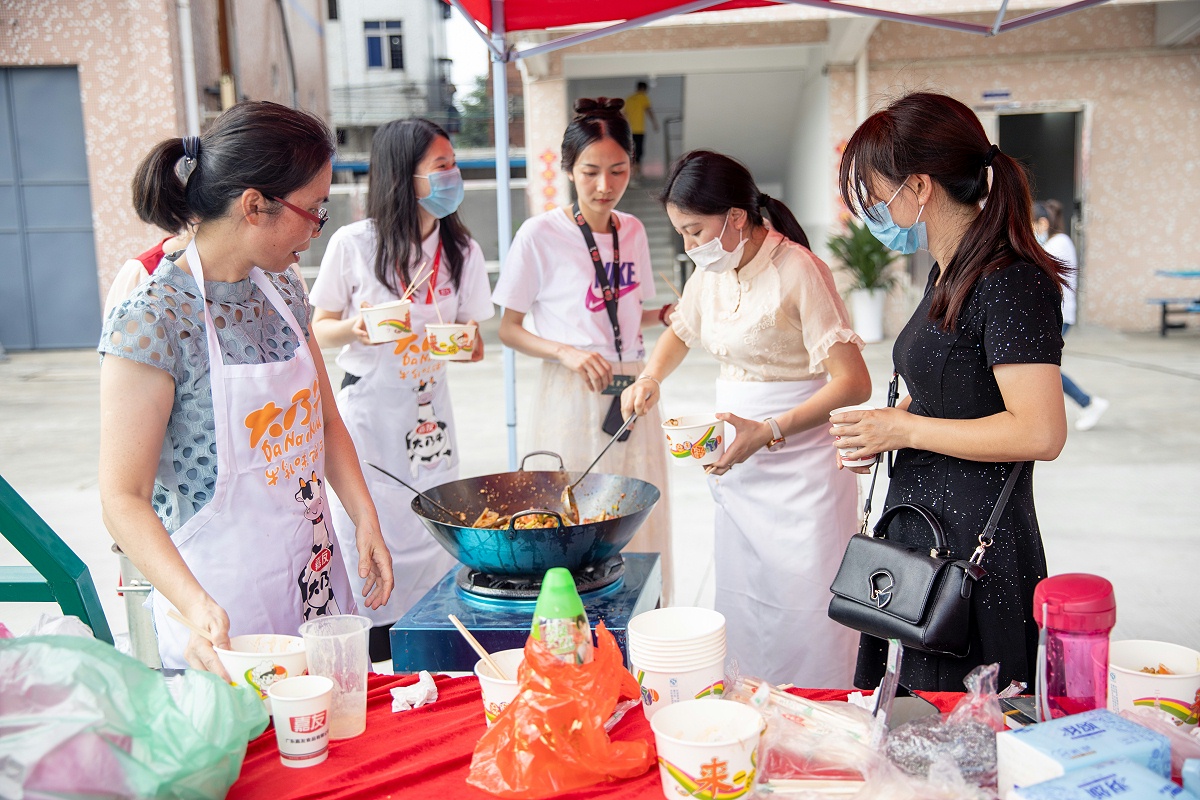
[830,92,1069,692]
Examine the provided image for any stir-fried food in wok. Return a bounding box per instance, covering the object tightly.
[471,507,617,529]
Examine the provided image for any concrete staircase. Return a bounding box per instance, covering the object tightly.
[619,180,682,302]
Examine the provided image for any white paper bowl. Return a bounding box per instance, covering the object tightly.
[649,698,763,800]
[629,607,725,644]
[473,648,526,727]
[360,300,413,344]
[633,657,726,722]
[427,323,477,360]
[215,634,308,709]
[661,415,725,467]
[1108,639,1200,726]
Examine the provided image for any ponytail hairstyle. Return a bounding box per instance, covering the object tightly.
[660,150,810,249]
[561,97,634,174]
[367,118,472,297]
[839,91,1064,332]
[132,101,335,234]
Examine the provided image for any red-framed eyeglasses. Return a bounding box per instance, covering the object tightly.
[265,194,329,232]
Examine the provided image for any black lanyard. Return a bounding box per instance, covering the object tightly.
[572,202,622,362]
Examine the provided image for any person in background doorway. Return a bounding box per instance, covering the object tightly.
[834,92,1068,692]
[493,98,676,603]
[1034,200,1108,431]
[310,119,493,662]
[623,81,659,181]
[99,101,393,675]
[623,150,870,687]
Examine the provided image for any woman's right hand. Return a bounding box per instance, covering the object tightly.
[622,376,659,418]
[558,345,613,393]
[181,596,233,682]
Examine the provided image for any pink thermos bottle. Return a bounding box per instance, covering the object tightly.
[1033,573,1117,720]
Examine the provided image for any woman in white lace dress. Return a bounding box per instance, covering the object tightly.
[623,150,871,686]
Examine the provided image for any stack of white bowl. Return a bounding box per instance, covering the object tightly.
[627,607,727,721]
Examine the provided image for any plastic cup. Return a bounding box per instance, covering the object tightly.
[299,615,371,740]
[649,699,763,800]
[661,415,725,467]
[360,300,413,344]
[632,656,727,721]
[473,648,525,727]
[213,634,307,712]
[426,323,477,360]
[830,404,879,468]
[267,675,334,768]
[1108,639,1200,727]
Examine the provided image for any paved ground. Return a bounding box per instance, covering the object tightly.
[2,318,1198,658]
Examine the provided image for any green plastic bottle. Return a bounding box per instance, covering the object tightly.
[530,567,594,664]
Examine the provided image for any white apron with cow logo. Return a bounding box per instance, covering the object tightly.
[709,377,858,687]
[150,241,357,669]
[328,282,459,626]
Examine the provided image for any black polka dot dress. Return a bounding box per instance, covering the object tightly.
[854,260,1063,692]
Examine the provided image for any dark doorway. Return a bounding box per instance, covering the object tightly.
[998,111,1081,235]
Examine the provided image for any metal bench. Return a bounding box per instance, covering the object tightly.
[0,473,112,642]
[1146,297,1200,337]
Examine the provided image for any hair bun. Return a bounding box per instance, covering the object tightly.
[574,96,625,116]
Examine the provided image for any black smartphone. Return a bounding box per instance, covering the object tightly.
[602,396,632,441]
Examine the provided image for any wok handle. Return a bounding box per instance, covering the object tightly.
[518,451,566,472]
[508,508,565,531]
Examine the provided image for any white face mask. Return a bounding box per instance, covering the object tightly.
[685,213,745,274]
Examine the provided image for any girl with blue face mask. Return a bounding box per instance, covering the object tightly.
[833,92,1070,694]
[309,119,495,662]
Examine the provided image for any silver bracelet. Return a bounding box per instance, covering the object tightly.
[635,374,661,388]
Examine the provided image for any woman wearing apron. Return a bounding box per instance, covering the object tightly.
[310,119,493,661]
[623,150,871,687]
[99,102,393,675]
[832,92,1067,691]
[492,98,677,603]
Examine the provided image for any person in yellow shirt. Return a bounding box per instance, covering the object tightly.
[623,81,659,180]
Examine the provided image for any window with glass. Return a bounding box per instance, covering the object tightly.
[365,21,404,70]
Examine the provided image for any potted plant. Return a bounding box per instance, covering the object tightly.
[827,218,900,343]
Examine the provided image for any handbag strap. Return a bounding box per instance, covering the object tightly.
[872,503,950,555]
[859,371,1028,568]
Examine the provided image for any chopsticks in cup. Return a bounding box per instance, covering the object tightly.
[448,614,509,681]
[167,608,216,644]
[400,260,432,303]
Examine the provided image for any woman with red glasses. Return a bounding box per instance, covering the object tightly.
[99,101,393,676]
[309,119,494,662]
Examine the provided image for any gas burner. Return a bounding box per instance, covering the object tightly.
[456,556,625,601]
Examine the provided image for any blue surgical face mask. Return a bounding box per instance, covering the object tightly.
[414,167,464,219]
[863,180,927,254]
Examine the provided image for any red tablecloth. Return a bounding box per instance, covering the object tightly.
[229,673,964,800]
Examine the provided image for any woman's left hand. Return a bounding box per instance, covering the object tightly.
[828,406,912,462]
[467,321,484,362]
[704,413,772,476]
[354,518,394,610]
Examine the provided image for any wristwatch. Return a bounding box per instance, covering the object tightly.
[764,417,785,452]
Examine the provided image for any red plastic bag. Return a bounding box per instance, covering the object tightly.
[466,621,655,798]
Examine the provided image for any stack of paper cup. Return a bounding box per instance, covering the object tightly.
[628,607,726,721]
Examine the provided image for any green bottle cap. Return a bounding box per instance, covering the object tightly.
[532,567,585,622]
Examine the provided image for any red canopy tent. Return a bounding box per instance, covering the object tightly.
[443,0,1111,466]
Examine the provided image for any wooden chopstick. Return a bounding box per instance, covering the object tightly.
[448,614,510,681]
[167,608,216,644]
[657,270,683,300]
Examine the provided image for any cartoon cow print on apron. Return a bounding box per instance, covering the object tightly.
[295,472,343,621]
[406,379,452,475]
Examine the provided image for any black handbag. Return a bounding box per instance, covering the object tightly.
[827,373,1026,657]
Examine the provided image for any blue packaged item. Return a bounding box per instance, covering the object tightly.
[1008,758,1198,799]
[1185,759,1200,795]
[997,709,1171,793]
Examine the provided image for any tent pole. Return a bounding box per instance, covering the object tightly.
[491,0,519,470]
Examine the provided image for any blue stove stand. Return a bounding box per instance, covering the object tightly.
[390,553,661,674]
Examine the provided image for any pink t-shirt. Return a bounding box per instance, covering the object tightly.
[492,207,656,362]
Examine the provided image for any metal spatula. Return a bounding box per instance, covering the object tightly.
[561,412,638,523]
[365,461,464,523]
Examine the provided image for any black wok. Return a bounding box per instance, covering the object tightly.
[409,452,660,576]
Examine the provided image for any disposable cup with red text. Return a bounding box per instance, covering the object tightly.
[474,648,525,727]
[267,675,334,768]
[830,404,879,469]
[361,300,413,344]
[427,323,477,360]
[661,415,725,467]
[649,698,764,800]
